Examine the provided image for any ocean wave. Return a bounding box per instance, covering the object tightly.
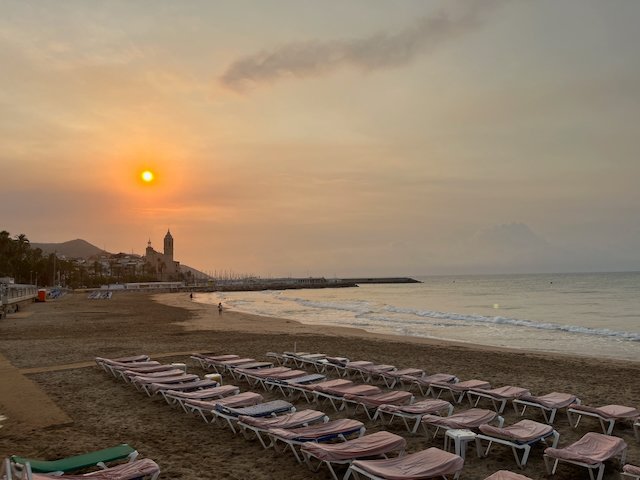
[383,305,640,342]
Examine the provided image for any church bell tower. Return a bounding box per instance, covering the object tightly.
[164,229,174,260]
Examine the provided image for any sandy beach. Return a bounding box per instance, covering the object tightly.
[0,292,638,479]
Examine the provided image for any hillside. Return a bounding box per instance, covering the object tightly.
[31,239,108,259]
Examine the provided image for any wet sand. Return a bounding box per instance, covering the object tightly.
[0,291,638,479]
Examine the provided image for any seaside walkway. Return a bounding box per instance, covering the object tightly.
[1,350,196,432]
[0,353,72,431]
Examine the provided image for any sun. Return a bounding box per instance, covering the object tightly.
[141,170,155,183]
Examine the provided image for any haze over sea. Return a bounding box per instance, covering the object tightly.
[198,271,640,362]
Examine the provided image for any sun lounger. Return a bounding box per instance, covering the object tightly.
[301,431,406,480]
[265,373,327,399]
[377,368,424,388]
[3,458,160,480]
[353,364,397,383]
[233,366,293,386]
[285,353,328,369]
[512,392,579,424]
[567,403,640,435]
[9,444,138,475]
[295,378,354,403]
[430,379,491,404]
[190,353,239,369]
[213,399,295,433]
[117,364,180,382]
[95,356,159,377]
[196,356,258,374]
[185,391,264,422]
[145,377,217,397]
[131,372,197,390]
[344,446,464,480]
[238,409,329,448]
[342,391,414,420]
[314,383,383,412]
[622,464,640,480]
[373,399,454,433]
[543,432,627,480]
[421,408,504,439]
[405,373,459,396]
[476,419,559,468]
[163,384,240,411]
[467,386,531,414]
[342,361,374,378]
[483,471,533,480]
[319,356,351,375]
[269,418,366,463]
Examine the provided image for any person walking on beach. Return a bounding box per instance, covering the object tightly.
[218,302,223,315]
[189,293,193,300]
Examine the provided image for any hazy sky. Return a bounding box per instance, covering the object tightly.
[2,0,640,276]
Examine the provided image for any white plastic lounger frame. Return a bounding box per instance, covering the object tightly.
[430,380,491,404]
[238,410,329,448]
[512,394,580,424]
[566,404,640,435]
[301,431,406,480]
[269,420,366,464]
[343,447,463,480]
[543,432,628,480]
[475,422,559,468]
[373,400,454,434]
[422,409,504,441]
[212,400,295,433]
[341,392,415,421]
[466,387,530,414]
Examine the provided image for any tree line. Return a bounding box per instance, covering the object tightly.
[0,230,180,288]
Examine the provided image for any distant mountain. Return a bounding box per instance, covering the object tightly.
[31,239,108,259]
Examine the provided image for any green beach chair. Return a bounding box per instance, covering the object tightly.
[10,444,137,474]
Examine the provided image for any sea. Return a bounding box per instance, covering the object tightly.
[196,272,640,363]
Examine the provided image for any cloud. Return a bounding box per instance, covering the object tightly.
[219,0,505,92]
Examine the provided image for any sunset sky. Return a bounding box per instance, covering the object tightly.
[2,1,640,276]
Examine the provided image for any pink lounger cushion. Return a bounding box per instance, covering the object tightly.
[32,458,160,480]
[479,419,553,442]
[517,392,577,408]
[471,386,531,399]
[301,431,406,462]
[422,408,498,429]
[343,391,413,407]
[269,418,364,441]
[301,379,353,391]
[164,385,239,399]
[623,464,640,475]
[234,367,290,376]
[315,384,382,397]
[569,404,640,419]
[238,409,326,428]
[544,432,627,464]
[446,379,491,391]
[484,471,533,480]
[350,447,463,480]
[186,391,263,409]
[378,399,452,414]
[408,373,457,384]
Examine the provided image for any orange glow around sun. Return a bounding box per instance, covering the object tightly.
[141,170,155,183]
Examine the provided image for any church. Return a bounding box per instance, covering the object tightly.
[145,230,181,281]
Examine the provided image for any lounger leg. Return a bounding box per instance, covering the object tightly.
[543,455,558,475]
[515,445,530,468]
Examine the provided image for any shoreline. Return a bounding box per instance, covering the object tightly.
[0,292,638,480]
[157,292,640,368]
